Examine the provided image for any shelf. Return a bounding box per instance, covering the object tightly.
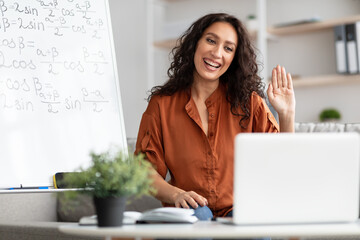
[292,74,360,88]
[268,15,360,36]
[153,39,177,49]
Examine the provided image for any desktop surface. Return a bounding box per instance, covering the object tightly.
[59,221,360,239]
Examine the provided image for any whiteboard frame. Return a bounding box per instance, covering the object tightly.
[104,0,128,152]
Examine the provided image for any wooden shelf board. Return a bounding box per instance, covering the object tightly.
[153,39,177,49]
[268,15,360,36]
[292,74,360,88]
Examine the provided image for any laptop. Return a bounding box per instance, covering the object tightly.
[223,133,360,225]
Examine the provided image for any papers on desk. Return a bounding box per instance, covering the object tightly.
[79,207,198,225]
[79,215,97,225]
[139,207,198,223]
[79,211,142,225]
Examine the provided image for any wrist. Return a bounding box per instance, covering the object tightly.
[279,113,295,121]
[278,111,295,133]
[277,109,295,120]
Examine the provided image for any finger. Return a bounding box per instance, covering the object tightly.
[287,72,293,89]
[272,68,278,89]
[267,83,274,99]
[191,193,208,207]
[281,66,287,88]
[179,199,190,209]
[189,191,208,205]
[184,195,199,209]
[277,65,282,87]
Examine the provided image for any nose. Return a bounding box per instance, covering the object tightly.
[210,45,221,58]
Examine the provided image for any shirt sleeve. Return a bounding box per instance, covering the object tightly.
[252,93,280,133]
[135,100,168,179]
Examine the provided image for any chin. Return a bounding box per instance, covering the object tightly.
[202,74,221,81]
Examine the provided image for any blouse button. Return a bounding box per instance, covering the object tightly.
[209,132,214,137]
[208,151,211,155]
[210,113,214,118]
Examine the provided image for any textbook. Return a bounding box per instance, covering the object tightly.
[79,207,198,225]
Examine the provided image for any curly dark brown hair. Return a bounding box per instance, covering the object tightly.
[148,13,265,126]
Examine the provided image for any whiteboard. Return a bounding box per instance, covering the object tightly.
[0,0,127,188]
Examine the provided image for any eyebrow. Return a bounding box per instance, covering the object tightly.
[205,32,237,47]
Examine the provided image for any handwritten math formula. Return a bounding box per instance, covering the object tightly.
[0,0,116,115]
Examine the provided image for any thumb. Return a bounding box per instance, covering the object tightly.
[267,83,274,99]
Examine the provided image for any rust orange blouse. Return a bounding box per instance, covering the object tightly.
[135,83,279,217]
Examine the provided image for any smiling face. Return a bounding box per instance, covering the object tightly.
[193,21,238,84]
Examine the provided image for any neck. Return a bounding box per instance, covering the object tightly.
[191,74,219,101]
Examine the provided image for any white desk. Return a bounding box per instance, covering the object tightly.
[59,221,360,239]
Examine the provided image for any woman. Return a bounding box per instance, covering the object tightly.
[135,13,295,220]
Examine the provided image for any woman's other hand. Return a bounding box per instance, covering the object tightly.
[152,171,208,209]
[174,191,208,209]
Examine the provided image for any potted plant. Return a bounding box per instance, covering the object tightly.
[60,148,155,227]
[319,108,341,122]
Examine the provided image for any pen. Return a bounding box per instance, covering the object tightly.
[8,186,49,190]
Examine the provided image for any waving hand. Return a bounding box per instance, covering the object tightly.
[267,65,296,132]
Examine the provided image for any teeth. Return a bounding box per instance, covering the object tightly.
[204,59,220,68]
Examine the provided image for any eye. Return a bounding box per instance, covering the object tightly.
[206,38,216,44]
[225,46,233,52]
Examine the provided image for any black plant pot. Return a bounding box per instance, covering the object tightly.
[93,196,127,227]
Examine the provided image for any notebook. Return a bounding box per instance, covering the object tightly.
[222,133,360,225]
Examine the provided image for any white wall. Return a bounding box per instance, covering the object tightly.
[294,83,360,123]
[109,0,149,139]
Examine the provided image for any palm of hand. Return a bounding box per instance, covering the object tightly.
[267,66,296,116]
[268,86,295,114]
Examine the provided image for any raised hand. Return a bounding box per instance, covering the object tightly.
[267,65,296,132]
